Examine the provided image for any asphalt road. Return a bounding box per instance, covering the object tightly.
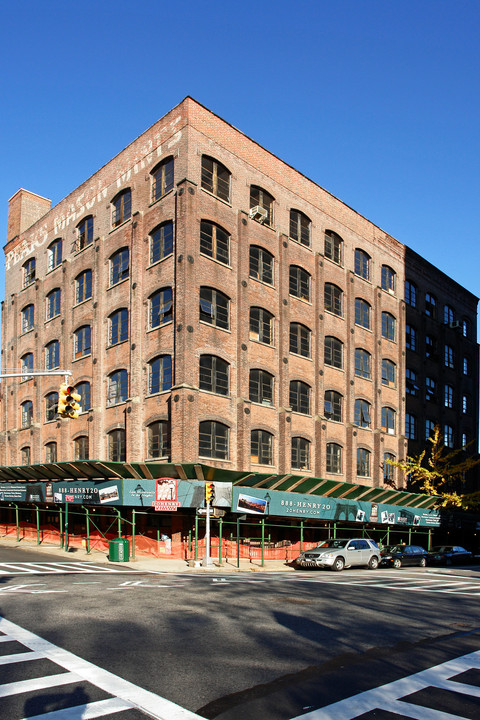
[0,545,479,719]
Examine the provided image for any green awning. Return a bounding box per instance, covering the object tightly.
[0,461,439,509]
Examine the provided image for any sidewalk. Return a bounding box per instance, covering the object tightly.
[0,536,295,573]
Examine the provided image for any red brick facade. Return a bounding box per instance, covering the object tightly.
[1,98,477,489]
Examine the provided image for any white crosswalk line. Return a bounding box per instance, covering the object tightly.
[0,617,204,719]
[19,696,135,719]
[0,650,43,665]
[290,649,480,719]
[0,672,80,698]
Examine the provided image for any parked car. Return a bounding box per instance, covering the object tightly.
[380,544,428,569]
[294,538,380,571]
[428,545,473,565]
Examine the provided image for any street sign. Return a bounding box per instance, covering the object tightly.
[197,508,225,517]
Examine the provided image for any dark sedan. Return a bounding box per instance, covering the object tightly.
[380,544,428,569]
[428,545,472,565]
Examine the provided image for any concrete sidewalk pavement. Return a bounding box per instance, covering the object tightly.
[0,536,295,573]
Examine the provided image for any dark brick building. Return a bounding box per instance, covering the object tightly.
[1,97,478,490]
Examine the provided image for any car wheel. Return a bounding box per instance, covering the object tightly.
[368,556,379,569]
[419,557,426,567]
[393,558,402,569]
[332,557,345,572]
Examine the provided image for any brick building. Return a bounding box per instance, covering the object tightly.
[1,97,478,491]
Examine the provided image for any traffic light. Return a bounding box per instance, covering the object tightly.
[205,482,215,504]
[58,383,82,419]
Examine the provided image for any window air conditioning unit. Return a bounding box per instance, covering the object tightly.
[250,205,268,223]
[449,321,461,329]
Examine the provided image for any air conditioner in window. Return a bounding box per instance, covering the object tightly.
[387,428,395,435]
[250,205,268,223]
[449,321,461,329]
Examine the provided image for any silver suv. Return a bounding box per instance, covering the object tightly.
[295,538,380,571]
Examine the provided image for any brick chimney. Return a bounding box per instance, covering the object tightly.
[7,189,51,243]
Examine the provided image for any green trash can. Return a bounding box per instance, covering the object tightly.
[109,538,130,562]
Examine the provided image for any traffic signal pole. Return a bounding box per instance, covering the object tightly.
[203,495,211,567]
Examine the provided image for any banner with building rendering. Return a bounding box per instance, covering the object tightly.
[233,487,440,527]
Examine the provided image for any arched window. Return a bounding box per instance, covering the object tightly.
[381,265,395,293]
[199,421,229,459]
[290,380,311,414]
[381,407,396,434]
[249,307,274,344]
[200,221,230,265]
[290,210,311,246]
[23,258,36,288]
[462,318,471,338]
[444,384,454,408]
[108,429,126,461]
[324,230,343,265]
[355,349,371,379]
[425,377,436,401]
[249,369,274,405]
[324,390,343,422]
[148,356,172,394]
[382,312,396,341]
[111,189,131,227]
[201,156,231,202]
[45,392,58,422]
[199,287,229,329]
[354,249,370,280]
[76,381,91,412]
[354,399,371,428]
[200,355,229,396]
[291,437,310,470]
[444,425,454,448]
[46,288,61,320]
[324,283,343,317]
[326,443,342,474]
[406,324,416,351]
[74,325,91,358]
[249,245,273,284]
[45,442,57,463]
[21,401,33,428]
[148,421,170,459]
[75,269,92,304]
[406,368,417,396]
[48,238,63,270]
[357,448,371,477]
[425,419,435,440]
[383,452,395,484]
[289,323,311,358]
[109,308,129,345]
[151,157,174,202]
[110,248,129,286]
[251,430,273,465]
[21,447,31,465]
[355,298,371,329]
[22,304,34,333]
[324,337,343,369]
[107,369,128,406]
[74,436,89,460]
[250,185,274,226]
[445,344,454,368]
[149,287,173,329]
[77,216,93,250]
[45,340,59,370]
[382,359,396,387]
[289,265,311,301]
[150,222,173,264]
[21,353,34,380]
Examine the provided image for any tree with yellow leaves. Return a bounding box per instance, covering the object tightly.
[387,425,480,509]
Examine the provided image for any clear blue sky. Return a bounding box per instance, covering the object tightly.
[1,1,479,321]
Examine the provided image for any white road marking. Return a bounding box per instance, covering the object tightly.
[0,562,137,575]
[0,617,203,720]
[290,649,480,719]
[19,696,134,719]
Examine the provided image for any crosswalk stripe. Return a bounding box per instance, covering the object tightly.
[20,696,135,719]
[0,617,203,720]
[0,672,80,698]
[0,650,43,665]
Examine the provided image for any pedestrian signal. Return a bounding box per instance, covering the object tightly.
[205,482,215,503]
[58,383,82,419]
